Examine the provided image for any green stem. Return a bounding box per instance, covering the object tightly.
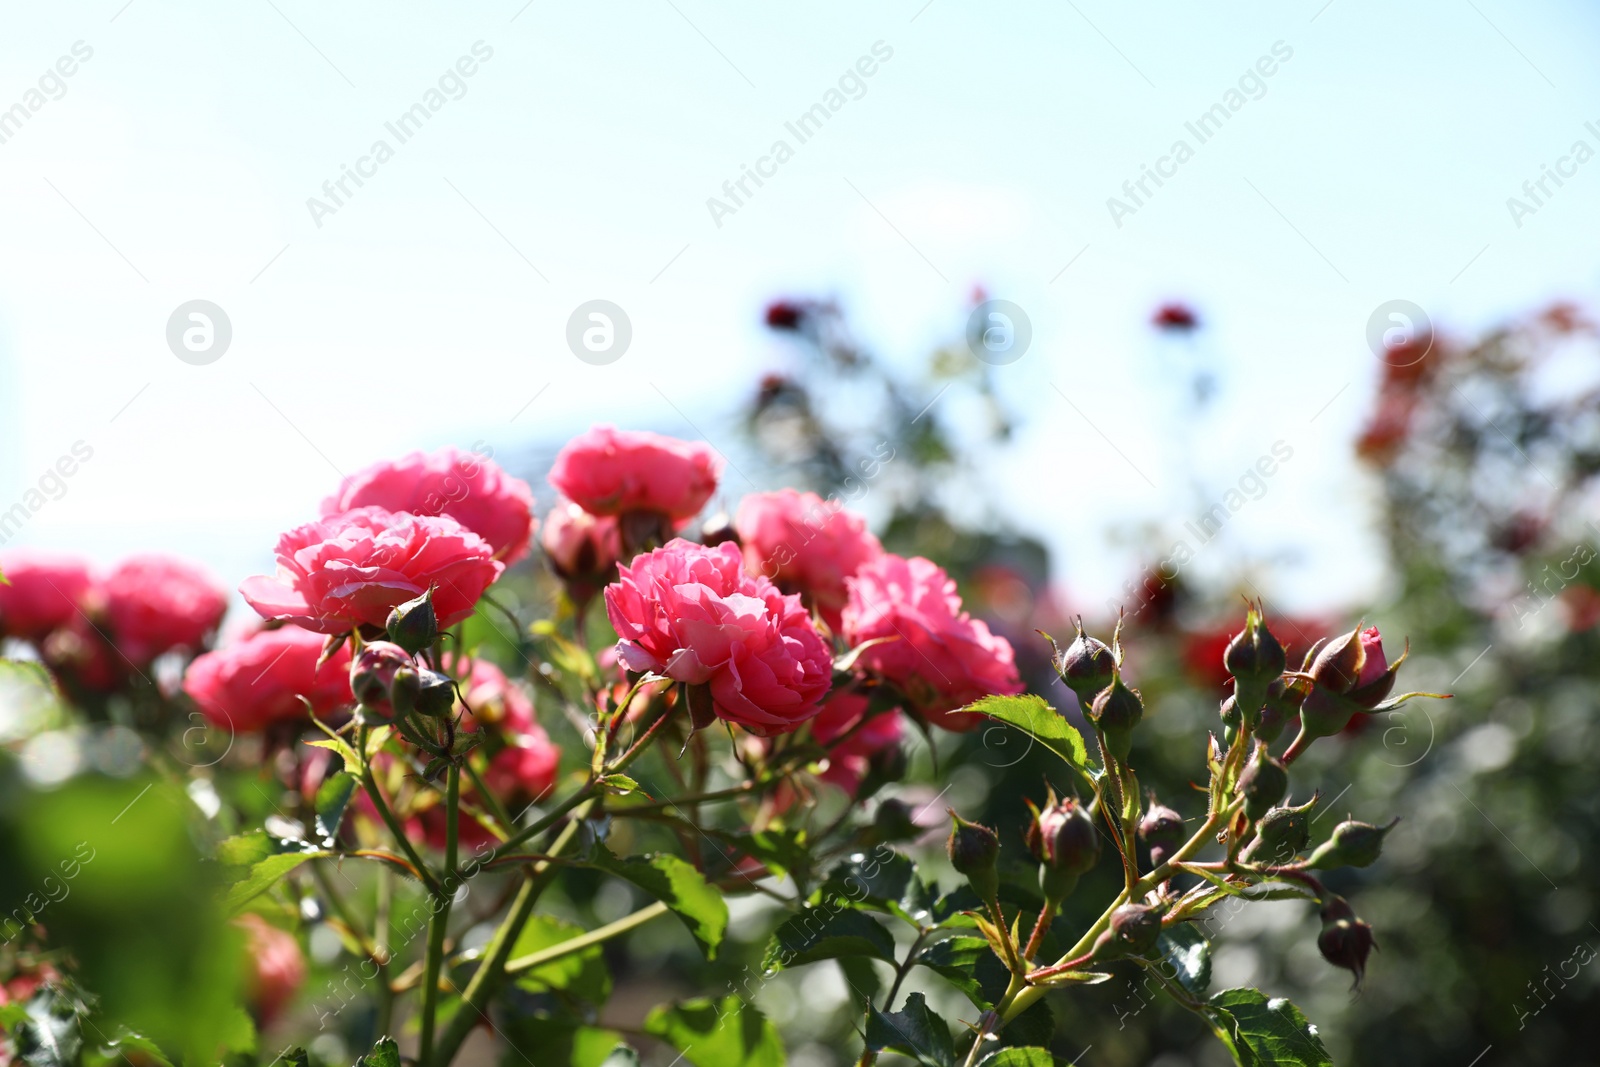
[505,900,669,974]
[375,864,395,1038]
[358,723,444,899]
[429,798,596,1067]
[998,797,1244,1026]
[419,763,461,1065]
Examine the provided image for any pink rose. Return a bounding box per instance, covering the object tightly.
[321,447,537,564]
[184,626,353,733]
[735,490,882,631]
[841,553,1023,731]
[811,692,904,794]
[102,554,228,663]
[0,551,94,640]
[604,539,832,736]
[540,499,622,578]
[1357,626,1387,688]
[549,426,721,520]
[235,914,306,1027]
[241,507,503,634]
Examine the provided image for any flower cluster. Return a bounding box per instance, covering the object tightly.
[0,549,227,689]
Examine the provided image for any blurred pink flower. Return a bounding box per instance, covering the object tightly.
[103,554,227,663]
[184,626,352,732]
[235,914,306,1027]
[322,446,536,564]
[549,425,721,520]
[842,553,1022,731]
[0,550,94,640]
[735,489,882,631]
[812,692,903,794]
[540,498,622,579]
[241,507,502,634]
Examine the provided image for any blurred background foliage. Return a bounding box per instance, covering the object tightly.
[0,295,1596,1067]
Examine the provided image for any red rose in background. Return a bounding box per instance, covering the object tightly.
[103,554,228,663]
[549,426,721,521]
[241,507,503,634]
[184,626,352,733]
[604,540,831,735]
[842,553,1022,731]
[0,550,94,640]
[235,914,306,1027]
[735,489,882,631]
[322,446,537,564]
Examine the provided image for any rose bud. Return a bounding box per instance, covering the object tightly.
[1049,622,1117,708]
[351,641,414,716]
[1224,609,1286,724]
[1305,627,1369,694]
[385,589,438,655]
[412,668,458,718]
[1138,799,1185,870]
[946,808,1001,904]
[1238,744,1288,821]
[1025,791,1101,902]
[389,665,423,718]
[1089,671,1144,762]
[1307,818,1399,870]
[1317,895,1376,985]
[1092,902,1163,960]
[1257,677,1297,744]
[1219,694,1241,748]
[1240,795,1318,866]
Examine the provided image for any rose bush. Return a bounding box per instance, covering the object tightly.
[0,424,1446,1067]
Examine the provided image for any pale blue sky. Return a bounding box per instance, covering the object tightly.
[2,0,1598,616]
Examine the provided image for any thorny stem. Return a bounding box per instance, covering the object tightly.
[1022,899,1057,962]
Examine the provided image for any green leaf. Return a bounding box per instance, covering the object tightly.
[837,956,883,1009]
[977,1050,1060,1067]
[355,1036,400,1067]
[11,988,84,1067]
[998,997,1055,1051]
[864,992,954,1067]
[223,850,328,914]
[1155,923,1212,997]
[963,694,1091,778]
[598,1047,640,1067]
[591,848,728,960]
[763,907,897,971]
[496,1018,622,1067]
[510,915,613,1005]
[86,1029,176,1067]
[1206,988,1332,1067]
[643,996,783,1067]
[917,936,996,1008]
[825,844,915,915]
[313,771,357,844]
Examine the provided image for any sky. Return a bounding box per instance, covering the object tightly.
[2,0,1598,618]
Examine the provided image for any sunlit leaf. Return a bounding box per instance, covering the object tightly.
[1206,988,1332,1067]
[962,694,1091,779]
[591,847,728,960]
[643,996,783,1067]
[510,915,613,1005]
